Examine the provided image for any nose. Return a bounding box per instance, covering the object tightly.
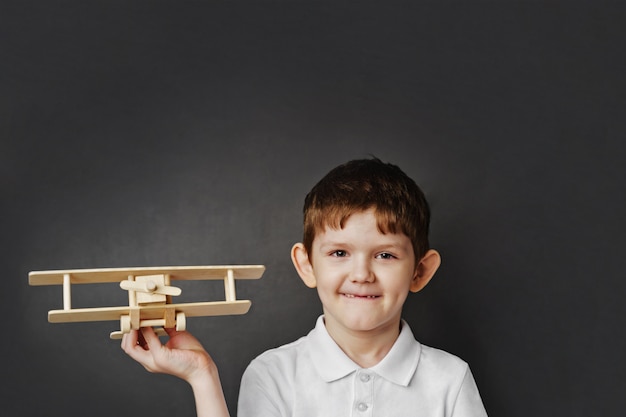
[350,256,375,283]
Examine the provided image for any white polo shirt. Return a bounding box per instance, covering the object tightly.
[238,316,487,417]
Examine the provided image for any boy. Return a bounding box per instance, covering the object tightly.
[122,157,488,417]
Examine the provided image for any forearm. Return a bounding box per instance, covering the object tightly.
[189,364,231,417]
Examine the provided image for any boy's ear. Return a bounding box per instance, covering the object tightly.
[291,242,317,288]
[410,249,441,293]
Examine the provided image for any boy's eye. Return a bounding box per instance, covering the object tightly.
[376,252,396,260]
[330,250,347,257]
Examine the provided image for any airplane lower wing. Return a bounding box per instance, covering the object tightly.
[48,300,252,323]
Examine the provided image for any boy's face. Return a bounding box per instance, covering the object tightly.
[292,208,438,338]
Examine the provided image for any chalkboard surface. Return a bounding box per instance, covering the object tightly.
[2,2,625,416]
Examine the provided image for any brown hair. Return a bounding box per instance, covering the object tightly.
[302,157,431,261]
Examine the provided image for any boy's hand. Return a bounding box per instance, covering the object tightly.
[122,328,231,417]
[121,327,216,385]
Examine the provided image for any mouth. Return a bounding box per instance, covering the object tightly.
[342,293,380,299]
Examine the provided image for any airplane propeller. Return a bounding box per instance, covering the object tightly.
[119,280,182,296]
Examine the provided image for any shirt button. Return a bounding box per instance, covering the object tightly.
[357,402,369,412]
[359,373,371,382]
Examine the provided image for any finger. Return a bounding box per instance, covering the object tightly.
[121,329,139,352]
[164,327,185,339]
[141,327,163,352]
[137,328,148,349]
[123,330,158,369]
[164,327,178,336]
[126,346,156,371]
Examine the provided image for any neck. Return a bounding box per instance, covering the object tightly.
[324,317,401,368]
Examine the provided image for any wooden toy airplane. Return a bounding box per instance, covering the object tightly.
[29,265,265,339]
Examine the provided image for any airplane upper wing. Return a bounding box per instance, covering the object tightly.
[29,265,265,285]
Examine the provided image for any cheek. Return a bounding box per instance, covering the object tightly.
[387,277,415,299]
[313,275,341,300]
[315,286,336,309]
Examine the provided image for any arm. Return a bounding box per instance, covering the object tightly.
[451,367,488,417]
[121,327,230,417]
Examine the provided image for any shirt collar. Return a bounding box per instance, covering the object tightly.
[370,319,421,386]
[307,316,359,382]
[307,315,421,386]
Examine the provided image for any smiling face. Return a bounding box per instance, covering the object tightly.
[292,208,440,340]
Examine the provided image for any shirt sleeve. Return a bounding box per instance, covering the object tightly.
[451,367,488,417]
[237,358,288,417]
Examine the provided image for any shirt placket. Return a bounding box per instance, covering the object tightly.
[352,370,374,417]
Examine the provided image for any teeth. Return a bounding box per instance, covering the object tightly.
[344,294,377,298]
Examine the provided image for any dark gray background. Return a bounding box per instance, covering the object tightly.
[2,1,625,416]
